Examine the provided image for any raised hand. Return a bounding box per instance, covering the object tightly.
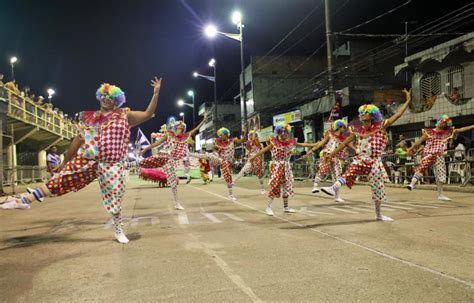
[151,77,162,95]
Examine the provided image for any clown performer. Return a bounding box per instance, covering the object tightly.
[190,127,246,201]
[139,112,208,210]
[304,119,355,202]
[320,89,412,221]
[406,115,474,200]
[233,129,267,194]
[5,79,162,243]
[249,123,315,216]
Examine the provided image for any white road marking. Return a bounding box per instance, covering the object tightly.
[178,212,190,225]
[191,185,474,289]
[328,206,359,214]
[203,213,222,223]
[403,203,439,209]
[299,207,335,216]
[104,216,160,229]
[383,204,413,210]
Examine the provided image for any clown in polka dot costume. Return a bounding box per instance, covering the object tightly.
[304,119,355,202]
[139,112,208,210]
[233,129,267,194]
[249,122,316,216]
[321,89,412,221]
[190,127,246,201]
[407,115,474,200]
[11,78,162,244]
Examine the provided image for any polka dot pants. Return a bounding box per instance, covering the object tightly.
[414,154,446,183]
[268,162,294,199]
[46,155,127,215]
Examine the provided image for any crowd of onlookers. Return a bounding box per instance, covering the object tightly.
[0,73,76,133]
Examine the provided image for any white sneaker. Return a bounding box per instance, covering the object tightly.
[406,184,414,191]
[265,207,274,216]
[284,207,296,213]
[321,186,335,197]
[175,203,185,210]
[260,189,267,195]
[438,195,451,201]
[115,230,129,244]
[311,186,320,193]
[376,215,394,222]
[27,187,44,202]
[228,195,237,202]
[334,197,345,203]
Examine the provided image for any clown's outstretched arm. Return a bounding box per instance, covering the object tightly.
[384,88,412,129]
[55,135,85,172]
[128,77,162,128]
[141,135,167,154]
[454,124,474,135]
[407,133,428,156]
[326,133,356,158]
[249,144,272,161]
[189,112,208,136]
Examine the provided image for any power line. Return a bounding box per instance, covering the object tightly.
[282,6,473,103]
[258,0,324,60]
[339,0,412,33]
[335,32,466,38]
[253,0,350,74]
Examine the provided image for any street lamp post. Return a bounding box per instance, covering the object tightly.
[208,58,218,128]
[10,57,17,81]
[193,64,217,128]
[187,90,195,127]
[204,10,247,130]
[234,12,248,131]
[47,88,55,104]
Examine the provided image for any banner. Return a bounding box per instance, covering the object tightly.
[273,110,302,126]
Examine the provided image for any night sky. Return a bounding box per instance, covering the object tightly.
[0,0,471,138]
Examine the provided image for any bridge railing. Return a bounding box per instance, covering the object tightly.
[0,86,77,139]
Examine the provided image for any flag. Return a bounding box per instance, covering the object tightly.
[135,128,152,161]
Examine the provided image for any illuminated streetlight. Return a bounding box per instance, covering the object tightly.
[208,58,216,67]
[179,112,185,123]
[187,90,194,97]
[204,24,218,38]
[10,56,18,80]
[177,99,185,107]
[193,71,199,78]
[47,88,55,103]
[232,11,242,25]
[204,10,247,130]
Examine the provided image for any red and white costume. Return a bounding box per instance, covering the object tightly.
[46,108,130,215]
[268,137,297,199]
[413,127,454,183]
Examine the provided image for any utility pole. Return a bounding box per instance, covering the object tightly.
[324,0,335,105]
[403,21,418,82]
[239,23,248,131]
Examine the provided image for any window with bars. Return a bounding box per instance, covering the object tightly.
[446,65,464,105]
[419,72,441,99]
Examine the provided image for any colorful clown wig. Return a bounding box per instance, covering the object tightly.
[332,119,347,131]
[358,104,383,123]
[274,122,292,136]
[217,127,230,137]
[166,116,177,130]
[436,114,453,128]
[174,120,187,132]
[96,83,126,107]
